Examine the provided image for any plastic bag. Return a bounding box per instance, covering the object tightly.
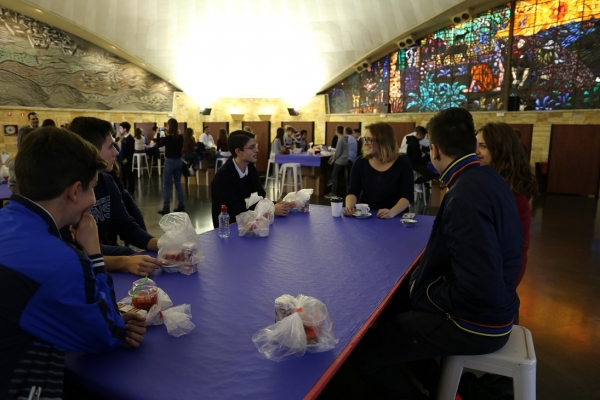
[0,152,9,182]
[236,210,270,237]
[255,198,275,224]
[163,304,196,337]
[157,212,204,275]
[282,189,313,212]
[245,192,262,209]
[252,294,338,361]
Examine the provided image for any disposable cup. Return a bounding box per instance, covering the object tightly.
[331,198,343,217]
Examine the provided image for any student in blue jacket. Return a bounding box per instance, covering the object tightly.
[0,127,146,399]
[349,108,523,399]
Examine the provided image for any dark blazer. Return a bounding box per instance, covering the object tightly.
[121,134,135,163]
[210,158,266,228]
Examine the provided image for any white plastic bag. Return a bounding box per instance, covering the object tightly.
[255,198,275,225]
[282,189,313,212]
[245,192,263,209]
[163,304,196,337]
[236,210,270,237]
[0,152,9,182]
[252,294,338,362]
[157,212,204,274]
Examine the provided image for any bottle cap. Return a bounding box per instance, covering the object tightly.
[221,205,227,212]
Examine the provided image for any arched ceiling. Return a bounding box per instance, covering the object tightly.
[13,0,500,106]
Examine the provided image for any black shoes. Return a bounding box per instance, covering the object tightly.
[158,205,170,215]
[174,205,186,212]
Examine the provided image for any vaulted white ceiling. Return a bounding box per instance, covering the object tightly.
[22,0,492,106]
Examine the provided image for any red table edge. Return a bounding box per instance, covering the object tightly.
[303,247,426,400]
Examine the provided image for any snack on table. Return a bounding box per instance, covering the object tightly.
[157,212,204,275]
[128,278,159,311]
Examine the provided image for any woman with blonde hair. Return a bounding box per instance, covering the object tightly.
[344,122,413,219]
[156,118,185,214]
[476,122,536,285]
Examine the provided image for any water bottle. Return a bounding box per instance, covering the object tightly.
[218,205,230,238]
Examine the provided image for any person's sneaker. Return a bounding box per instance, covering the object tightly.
[174,205,186,212]
[326,180,333,186]
[324,193,338,199]
[158,205,170,215]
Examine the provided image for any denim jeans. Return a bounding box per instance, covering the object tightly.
[163,158,184,207]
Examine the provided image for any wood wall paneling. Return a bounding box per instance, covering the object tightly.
[386,122,416,148]
[509,124,533,159]
[163,121,188,135]
[325,122,361,146]
[547,124,600,197]
[280,121,315,146]
[202,122,230,144]
[242,121,270,172]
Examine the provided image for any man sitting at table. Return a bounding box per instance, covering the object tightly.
[211,130,291,227]
[349,108,523,399]
[66,117,162,277]
[0,127,146,400]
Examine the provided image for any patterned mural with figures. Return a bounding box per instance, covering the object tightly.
[328,0,600,113]
[0,6,175,111]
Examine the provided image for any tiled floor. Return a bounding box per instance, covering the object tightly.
[132,174,600,399]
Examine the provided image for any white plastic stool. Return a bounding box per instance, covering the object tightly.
[437,325,537,400]
[279,163,302,194]
[264,155,278,188]
[215,157,227,171]
[132,153,150,178]
[194,168,211,188]
[414,171,428,207]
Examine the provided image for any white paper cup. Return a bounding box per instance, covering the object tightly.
[331,198,343,217]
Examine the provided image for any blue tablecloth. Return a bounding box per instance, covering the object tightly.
[66,206,434,400]
[275,153,325,167]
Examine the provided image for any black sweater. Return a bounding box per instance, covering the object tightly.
[210,158,266,228]
[156,135,184,159]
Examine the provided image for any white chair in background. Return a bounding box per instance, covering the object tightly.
[279,163,302,195]
[132,153,150,178]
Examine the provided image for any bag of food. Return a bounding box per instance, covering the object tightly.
[0,152,10,182]
[162,304,196,337]
[236,210,270,237]
[255,198,275,224]
[252,294,338,361]
[282,189,313,212]
[157,212,204,275]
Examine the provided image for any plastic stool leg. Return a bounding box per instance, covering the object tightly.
[436,357,465,400]
[513,369,536,400]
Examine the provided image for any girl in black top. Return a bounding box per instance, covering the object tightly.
[157,118,185,214]
[344,122,413,218]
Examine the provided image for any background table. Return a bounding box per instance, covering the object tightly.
[274,153,330,195]
[0,181,10,207]
[66,206,434,400]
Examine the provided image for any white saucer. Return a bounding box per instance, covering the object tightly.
[353,211,372,218]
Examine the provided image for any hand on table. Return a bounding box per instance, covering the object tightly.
[123,255,162,276]
[120,312,147,348]
[274,201,293,217]
[72,211,101,255]
[343,206,355,216]
[376,209,396,219]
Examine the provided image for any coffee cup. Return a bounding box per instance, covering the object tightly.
[331,198,343,217]
[355,203,370,215]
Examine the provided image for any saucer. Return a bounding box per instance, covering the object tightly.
[353,211,372,219]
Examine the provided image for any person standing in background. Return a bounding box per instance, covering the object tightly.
[17,112,39,148]
[119,122,135,193]
[345,126,357,183]
[325,126,349,199]
[156,118,185,215]
[353,128,363,155]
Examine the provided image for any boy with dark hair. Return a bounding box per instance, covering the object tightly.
[211,130,290,227]
[0,127,146,399]
[68,117,161,276]
[325,126,349,199]
[119,121,135,193]
[350,108,523,398]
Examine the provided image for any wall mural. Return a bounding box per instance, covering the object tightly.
[328,0,600,113]
[0,6,175,111]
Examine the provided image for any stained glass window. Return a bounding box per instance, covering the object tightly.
[327,0,600,113]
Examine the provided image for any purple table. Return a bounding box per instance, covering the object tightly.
[66,206,434,399]
[0,181,10,206]
[274,153,325,167]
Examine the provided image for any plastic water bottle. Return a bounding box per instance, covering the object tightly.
[218,205,230,238]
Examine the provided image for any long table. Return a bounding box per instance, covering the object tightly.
[0,182,10,207]
[66,206,434,399]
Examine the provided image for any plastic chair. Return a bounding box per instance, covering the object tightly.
[264,155,278,188]
[437,325,537,400]
[279,163,302,194]
[413,171,428,207]
[132,153,150,178]
[215,157,227,171]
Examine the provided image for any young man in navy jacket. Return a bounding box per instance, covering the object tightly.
[350,108,523,398]
[119,121,135,193]
[0,127,146,399]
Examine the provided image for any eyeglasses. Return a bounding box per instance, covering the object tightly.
[243,144,258,151]
[363,137,377,144]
